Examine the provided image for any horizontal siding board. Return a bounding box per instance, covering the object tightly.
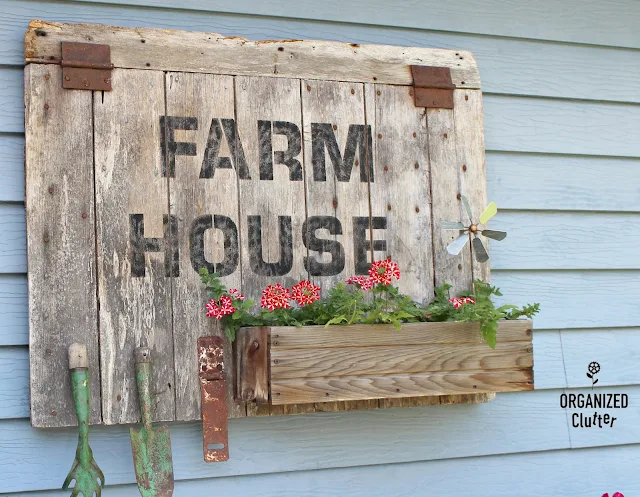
[0,390,571,492]
[0,204,25,273]
[6,208,639,276]
[4,142,639,214]
[0,275,27,346]
[6,328,640,419]
[5,444,640,497]
[0,68,23,133]
[492,271,640,329]
[0,347,29,419]
[483,95,640,157]
[491,212,640,270]
[3,3,640,102]
[561,328,640,389]
[488,153,640,212]
[1,272,638,346]
[65,0,640,49]
[3,78,637,157]
[0,135,25,203]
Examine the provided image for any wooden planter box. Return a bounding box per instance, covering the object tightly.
[236,320,534,407]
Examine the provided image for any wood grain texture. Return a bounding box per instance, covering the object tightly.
[271,342,533,380]
[62,0,640,48]
[165,71,245,420]
[236,327,269,403]
[24,64,100,427]
[366,84,433,301]
[427,106,471,294]
[5,4,640,103]
[24,21,480,88]
[271,369,533,404]
[94,68,175,424]
[302,79,369,291]
[455,90,490,282]
[235,76,307,297]
[270,320,532,349]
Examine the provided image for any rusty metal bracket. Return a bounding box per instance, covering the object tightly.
[197,336,229,463]
[61,42,113,91]
[410,66,455,109]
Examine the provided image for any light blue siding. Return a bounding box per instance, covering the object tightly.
[1,0,639,494]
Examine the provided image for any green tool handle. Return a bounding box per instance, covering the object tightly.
[134,347,153,433]
[68,344,91,466]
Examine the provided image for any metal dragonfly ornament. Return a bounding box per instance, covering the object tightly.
[441,194,507,263]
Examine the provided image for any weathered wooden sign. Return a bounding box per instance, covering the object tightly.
[24,20,488,427]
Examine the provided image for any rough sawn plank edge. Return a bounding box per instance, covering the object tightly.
[239,320,533,415]
[24,20,481,88]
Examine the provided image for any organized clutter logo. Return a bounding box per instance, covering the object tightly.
[560,361,629,428]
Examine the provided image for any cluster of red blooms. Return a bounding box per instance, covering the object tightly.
[602,493,624,497]
[449,296,476,309]
[346,259,401,290]
[206,259,402,319]
[260,280,321,310]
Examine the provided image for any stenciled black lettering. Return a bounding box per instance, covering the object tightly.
[160,116,198,177]
[130,214,179,277]
[560,393,567,408]
[189,215,239,277]
[259,121,303,181]
[200,118,251,179]
[303,216,345,276]
[248,215,293,276]
[353,216,388,275]
[311,123,373,183]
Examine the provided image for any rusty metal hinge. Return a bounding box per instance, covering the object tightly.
[61,42,113,91]
[197,336,229,463]
[410,66,455,109]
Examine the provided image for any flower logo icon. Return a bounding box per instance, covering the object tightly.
[587,361,600,388]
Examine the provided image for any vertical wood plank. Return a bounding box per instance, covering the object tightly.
[367,84,434,302]
[235,76,307,416]
[447,89,493,405]
[302,79,370,413]
[165,72,245,420]
[427,107,472,295]
[94,69,175,424]
[25,64,100,427]
[302,80,370,290]
[235,76,307,298]
[455,90,490,283]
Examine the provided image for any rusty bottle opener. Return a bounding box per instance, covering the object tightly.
[197,336,229,462]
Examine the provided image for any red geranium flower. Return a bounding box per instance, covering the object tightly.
[261,284,291,310]
[205,295,236,320]
[291,280,321,306]
[449,297,476,309]
[368,259,400,286]
[228,288,245,301]
[346,276,375,291]
[602,493,624,497]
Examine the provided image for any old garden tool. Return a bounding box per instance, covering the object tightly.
[130,347,174,497]
[63,343,105,497]
[441,194,507,263]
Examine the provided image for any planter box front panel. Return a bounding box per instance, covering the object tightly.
[239,320,534,406]
[24,21,495,427]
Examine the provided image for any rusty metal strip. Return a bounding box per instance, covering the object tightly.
[61,42,113,91]
[198,336,229,463]
[410,65,455,109]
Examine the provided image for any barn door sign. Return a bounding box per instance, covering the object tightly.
[24,20,489,428]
